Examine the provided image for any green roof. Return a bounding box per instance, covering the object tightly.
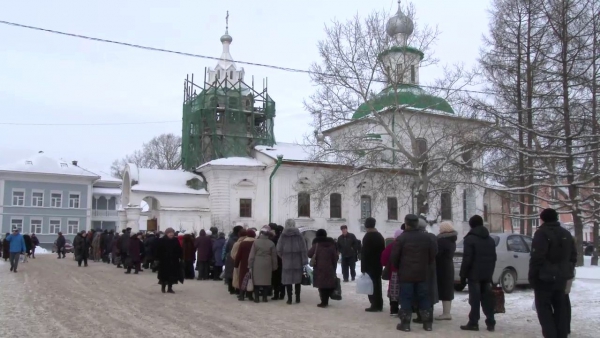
[352,84,455,120]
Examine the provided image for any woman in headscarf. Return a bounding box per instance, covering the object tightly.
[307,229,338,308]
[182,233,196,279]
[435,221,457,320]
[249,226,278,303]
[231,229,248,293]
[381,228,404,316]
[156,227,183,293]
[235,229,257,301]
[223,226,243,294]
[276,219,308,304]
[92,231,102,262]
[212,232,227,281]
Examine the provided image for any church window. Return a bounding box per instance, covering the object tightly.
[360,195,372,220]
[416,138,427,158]
[298,192,311,217]
[396,63,403,82]
[330,193,342,219]
[410,65,416,83]
[463,189,468,221]
[215,72,220,80]
[441,192,452,220]
[230,71,234,79]
[387,197,398,220]
[462,148,473,168]
[240,199,252,218]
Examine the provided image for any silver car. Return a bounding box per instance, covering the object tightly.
[453,233,533,293]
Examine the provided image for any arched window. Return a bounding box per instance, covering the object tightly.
[298,192,311,217]
[330,193,342,219]
[360,195,372,220]
[441,192,452,220]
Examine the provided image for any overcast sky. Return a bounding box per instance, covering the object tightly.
[0,0,491,173]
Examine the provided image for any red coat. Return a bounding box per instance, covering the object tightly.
[234,238,256,287]
[178,235,184,247]
[380,242,398,272]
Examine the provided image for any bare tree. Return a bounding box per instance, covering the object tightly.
[111,133,182,178]
[303,5,481,220]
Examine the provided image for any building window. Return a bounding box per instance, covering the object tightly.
[69,193,80,208]
[230,71,234,79]
[11,218,23,232]
[330,193,342,219]
[387,197,398,220]
[360,195,372,220]
[239,199,252,218]
[396,63,403,82]
[298,192,311,218]
[12,191,24,206]
[441,192,452,220]
[416,138,428,158]
[50,220,61,234]
[32,191,44,207]
[484,203,489,222]
[67,220,79,234]
[51,192,62,208]
[30,219,42,234]
[410,65,416,83]
[463,190,468,221]
[462,148,473,168]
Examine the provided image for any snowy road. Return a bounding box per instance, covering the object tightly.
[0,255,597,338]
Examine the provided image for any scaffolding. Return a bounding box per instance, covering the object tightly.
[181,69,276,171]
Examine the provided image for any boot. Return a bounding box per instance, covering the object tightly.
[295,284,301,304]
[435,301,452,320]
[247,291,255,301]
[295,294,301,304]
[390,301,399,317]
[460,324,479,331]
[286,285,293,305]
[161,283,166,293]
[254,289,260,303]
[167,284,175,294]
[317,289,329,308]
[262,289,269,303]
[420,309,433,331]
[397,310,411,332]
[271,286,280,300]
[238,291,246,301]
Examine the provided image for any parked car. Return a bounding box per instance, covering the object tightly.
[52,239,74,254]
[453,232,533,293]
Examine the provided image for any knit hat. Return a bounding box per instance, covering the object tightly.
[268,223,278,230]
[164,227,175,235]
[469,215,484,228]
[285,219,296,228]
[233,225,243,235]
[260,225,272,235]
[364,217,376,229]
[316,229,327,237]
[439,221,455,234]
[540,208,559,223]
[417,218,428,230]
[246,229,256,238]
[218,232,226,238]
[394,229,404,239]
[404,214,419,229]
[238,229,247,237]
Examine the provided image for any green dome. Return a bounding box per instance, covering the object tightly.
[352,84,454,120]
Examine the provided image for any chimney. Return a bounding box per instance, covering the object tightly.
[72,160,78,166]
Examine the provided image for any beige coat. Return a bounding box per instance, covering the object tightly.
[249,235,278,286]
[231,236,246,289]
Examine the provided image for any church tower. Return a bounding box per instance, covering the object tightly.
[181,12,276,171]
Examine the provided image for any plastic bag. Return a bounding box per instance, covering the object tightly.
[356,273,374,295]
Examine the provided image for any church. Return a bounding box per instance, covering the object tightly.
[119,4,487,240]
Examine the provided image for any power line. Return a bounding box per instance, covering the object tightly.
[0,121,180,126]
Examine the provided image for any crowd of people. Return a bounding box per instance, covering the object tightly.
[1,207,577,337]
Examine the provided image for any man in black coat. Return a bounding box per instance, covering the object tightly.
[459,215,497,332]
[360,217,386,313]
[337,225,360,282]
[56,232,66,259]
[529,209,576,338]
[391,214,437,332]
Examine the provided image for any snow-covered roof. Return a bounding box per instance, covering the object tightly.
[485,178,506,189]
[255,142,313,162]
[93,187,121,196]
[0,152,99,179]
[131,167,207,195]
[197,157,265,170]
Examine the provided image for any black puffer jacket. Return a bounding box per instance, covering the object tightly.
[360,230,385,276]
[529,221,576,289]
[337,233,360,258]
[459,225,497,282]
[391,228,436,283]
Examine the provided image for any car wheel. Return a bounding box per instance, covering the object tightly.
[500,269,517,293]
[454,283,466,292]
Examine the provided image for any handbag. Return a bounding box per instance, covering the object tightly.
[330,277,342,301]
[241,271,254,292]
[492,284,505,314]
[301,267,312,286]
[309,244,319,267]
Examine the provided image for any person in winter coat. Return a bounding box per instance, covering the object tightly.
[2,233,10,261]
[6,229,27,272]
[459,215,497,332]
[248,226,278,303]
[223,225,243,294]
[22,234,32,262]
[92,232,102,262]
[99,230,109,263]
[55,232,66,259]
[156,227,183,293]
[276,219,309,305]
[270,225,284,300]
[381,228,404,316]
[391,214,437,332]
[209,226,219,279]
[361,217,386,312]
[212,232,226,280]
[337,225,360,282]
[73,230,90,267]
[308,229,338,308]
[412,218,439,325]
[143,232,157,270]
[112,232,121,266]
[194,230,213,280]
[30,234,40,258]
[182,234,196,279]
[235,229,257,301]
[435,221,457,321]
[529,209,576,338]
[120,228,132,269]
[125,232,143,274]
[231,229,248,292]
